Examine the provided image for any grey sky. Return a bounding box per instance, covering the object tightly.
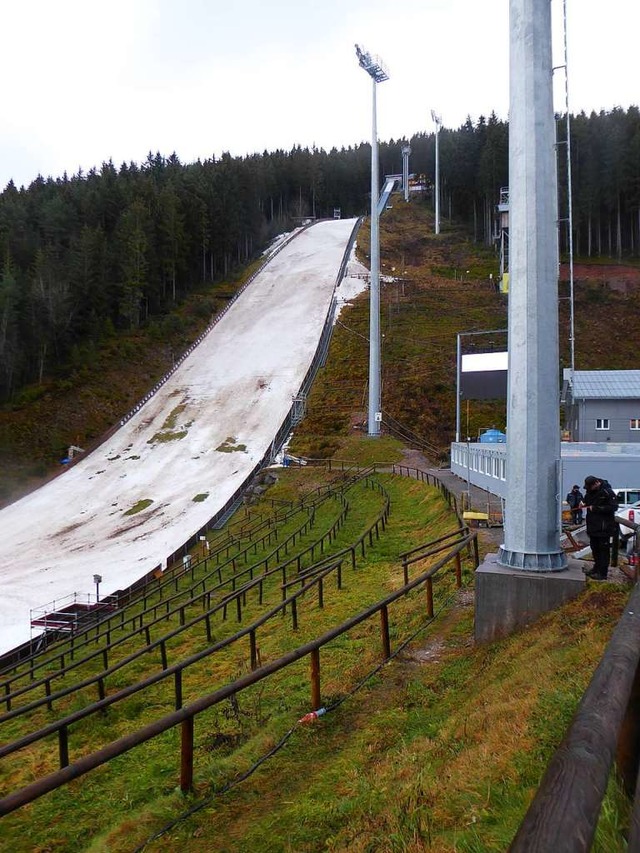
[1,0,638,190]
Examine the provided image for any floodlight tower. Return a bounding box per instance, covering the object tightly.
[355,43,389,437]
[431,110,442,234]
[402,144,411,202]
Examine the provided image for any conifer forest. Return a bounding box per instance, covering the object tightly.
[0,106,639,402]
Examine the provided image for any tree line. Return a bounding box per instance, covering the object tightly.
[0,105,638,400]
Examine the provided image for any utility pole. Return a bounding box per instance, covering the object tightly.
[356,44,389,436]
[431,110,442,235]
[402,144,411,203]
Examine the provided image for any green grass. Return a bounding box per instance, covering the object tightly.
[216,437,247,453]
[1,469,629,852]
[123,498,154,516]
[99,586,625,853]
[2,201,638,850]
[0,468,465,853]
[148,430,188,443]
[162,405,186,430]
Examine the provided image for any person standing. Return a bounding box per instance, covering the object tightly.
[566,484,584,524]
[582,475,619,580]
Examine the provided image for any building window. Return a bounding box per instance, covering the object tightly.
[595,418,610,430]
[631,419,640,430]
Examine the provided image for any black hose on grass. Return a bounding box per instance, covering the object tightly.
[135,584,463,850]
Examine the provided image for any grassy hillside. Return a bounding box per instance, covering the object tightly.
[290,200,640,459]
[0,462,630,852]
[130,584,627,853]
[0,200,637,850]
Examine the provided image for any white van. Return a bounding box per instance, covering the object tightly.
[613,490,640,548]
[614,488,640,507]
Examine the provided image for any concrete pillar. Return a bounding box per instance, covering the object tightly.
[497,0,567,571]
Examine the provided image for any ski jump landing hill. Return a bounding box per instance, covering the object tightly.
[0,218,361,656]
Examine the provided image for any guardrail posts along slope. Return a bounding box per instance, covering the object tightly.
[0,529,474,815]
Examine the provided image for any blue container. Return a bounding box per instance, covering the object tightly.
[479,429,506,444]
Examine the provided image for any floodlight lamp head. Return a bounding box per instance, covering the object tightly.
[355,43,389,83]
[431,110,442,126]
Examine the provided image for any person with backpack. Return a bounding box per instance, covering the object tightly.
[566,484,584,524]
[582,476,619,580]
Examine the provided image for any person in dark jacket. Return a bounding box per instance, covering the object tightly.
[566,484,584,524]
[582,475,618,579]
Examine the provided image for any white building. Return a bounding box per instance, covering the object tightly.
[451,440,640,500]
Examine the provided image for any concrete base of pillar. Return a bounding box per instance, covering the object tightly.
[474,552,586,644]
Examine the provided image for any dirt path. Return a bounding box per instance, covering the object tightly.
[398,447,504,555]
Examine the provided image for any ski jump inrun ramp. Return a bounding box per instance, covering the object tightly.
[0,218,361,655]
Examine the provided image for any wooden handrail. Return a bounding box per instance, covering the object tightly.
[511,581,640,851]
[0,530,475,817]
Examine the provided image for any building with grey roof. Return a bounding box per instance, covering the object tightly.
[562,369,640,442]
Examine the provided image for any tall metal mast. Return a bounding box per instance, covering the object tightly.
[431,110,442,235]
[498,0,567,571]
[356,44,389,437]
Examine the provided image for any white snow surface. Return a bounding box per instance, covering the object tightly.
[0,218,358,655]
[334,245,369,317]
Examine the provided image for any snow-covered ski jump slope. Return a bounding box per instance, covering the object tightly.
[0,218,359,655]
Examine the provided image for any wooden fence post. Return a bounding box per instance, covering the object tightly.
[174,670,183,710]
[311,649,321,710]
[380,605,391,660]
[250,631,258,671]
[59,725,69,768]
[426,578,434,618]
[180,717,194,793]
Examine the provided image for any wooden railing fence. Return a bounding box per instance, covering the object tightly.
[0,525,476,817]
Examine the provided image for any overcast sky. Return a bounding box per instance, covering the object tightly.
[1,0,638,190]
